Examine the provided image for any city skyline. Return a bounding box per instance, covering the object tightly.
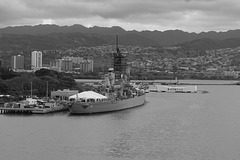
[0,0,240,33]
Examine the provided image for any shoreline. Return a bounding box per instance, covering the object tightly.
[179,83,239,85]
[74,79,240,85]
[130,79,240,85]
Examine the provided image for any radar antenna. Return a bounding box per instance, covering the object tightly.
[113,34,127,81]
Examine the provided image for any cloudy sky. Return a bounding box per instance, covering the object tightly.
[0,0,240,33]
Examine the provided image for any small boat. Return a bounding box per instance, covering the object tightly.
[145,89,150,93]
[31,100,69,114]
[1,98,69,114]
[149,85,158,92]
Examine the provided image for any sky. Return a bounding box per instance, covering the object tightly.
[0,0,240,33]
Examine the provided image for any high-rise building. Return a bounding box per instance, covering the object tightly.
[62,59,73,72]
[50,57,93,73]
[50,59,73,72]
[79,59,94,72]
[11,55,24,70]
[31,51,42,70]
[50,59,62,72]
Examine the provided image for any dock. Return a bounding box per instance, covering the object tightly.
[0,97,70,114]
[0,107,39,114]
[0,107,68,114]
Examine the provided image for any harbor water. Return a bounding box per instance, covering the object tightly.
[1,83,240,160]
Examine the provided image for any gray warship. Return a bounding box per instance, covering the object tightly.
[68,34,146,114]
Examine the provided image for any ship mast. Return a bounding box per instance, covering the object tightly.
[113,34,127,82]
[116,33,119,53]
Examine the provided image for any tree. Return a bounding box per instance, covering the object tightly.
[0,79,8,94]
[0,67,18,80]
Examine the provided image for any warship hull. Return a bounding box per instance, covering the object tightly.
[69,94,145,114]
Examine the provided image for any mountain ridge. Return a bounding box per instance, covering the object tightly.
[1,24,240,48]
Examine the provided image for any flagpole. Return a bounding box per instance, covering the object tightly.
[31,82,32,98]
[46,81,49,98]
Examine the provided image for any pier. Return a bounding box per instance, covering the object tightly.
[0,107,69,114]
[0,108,38,114]
[0,107,60,114]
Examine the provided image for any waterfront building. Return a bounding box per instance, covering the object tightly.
[11,55,24,70]
[31,51,42,71]
[51,89,79,100]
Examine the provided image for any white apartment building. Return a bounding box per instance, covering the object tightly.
[31,51,42,71]
[11,55,24,70]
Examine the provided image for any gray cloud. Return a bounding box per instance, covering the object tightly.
[0,0,240,32]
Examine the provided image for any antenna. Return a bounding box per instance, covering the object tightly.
[113,33,127,80]
[116,33,119,53]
